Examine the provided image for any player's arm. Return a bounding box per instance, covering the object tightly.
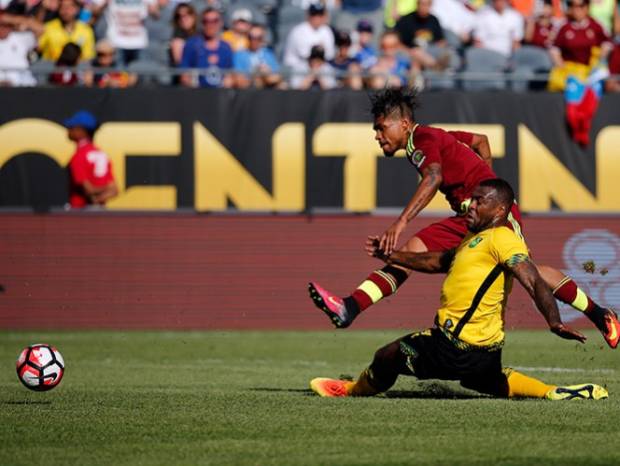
[507,254,586,342]
[366,236,455,273]
[92,180,118,204]
[379,162,442,255]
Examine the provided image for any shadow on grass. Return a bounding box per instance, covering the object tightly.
[249,382,487,400]
[3,400,52,405]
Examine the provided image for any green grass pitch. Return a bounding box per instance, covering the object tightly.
[1,330,618,466]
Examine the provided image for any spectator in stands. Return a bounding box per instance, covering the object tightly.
[0,16,37,86]
[394,0,450,70]
[367,30,410,89]
[64,110,118,209]
[283,3,335,76]
[473,0,524,57]
[38,0,94,62]
[49,41,81,85]
[222,7,252,52]
[4,0,59,23]
[91,0,159,65]
[431,0,476,46]
[384,0,417,29]
[605,42,620,92]
[233,23,282,88]
[290,44,337,89]
[330,30,363,89]
[84,39,136,87]
[179,7,233,88]
[169,2,197,66]
[353,19,377,70]
[550,0,612,69]
[333,0,383,42]
[524,0,560,49]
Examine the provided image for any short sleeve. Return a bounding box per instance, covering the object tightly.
[448,130,474,146]
[490,227,529,266]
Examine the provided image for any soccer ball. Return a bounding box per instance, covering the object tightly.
[16,344,65,391]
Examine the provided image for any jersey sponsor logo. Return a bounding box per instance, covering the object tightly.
[468,237,483,248]
[408,149,425,168]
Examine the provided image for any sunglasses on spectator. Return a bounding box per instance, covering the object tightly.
[203,17,221,24]
[97,51,114,57]
[249,35,264,40]
[568,2,587,7]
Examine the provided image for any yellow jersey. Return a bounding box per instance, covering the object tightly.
[39,19,95,62]
[437,226,529,349]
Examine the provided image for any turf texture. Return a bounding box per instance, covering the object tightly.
[1,330,618,466]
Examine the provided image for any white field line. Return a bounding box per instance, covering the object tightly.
[513,365,615,374]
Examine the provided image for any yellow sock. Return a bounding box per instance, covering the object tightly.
[347,368,381,397]
[505,368,555,398]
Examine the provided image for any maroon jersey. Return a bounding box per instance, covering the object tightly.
[68,139,115,208]
[553,17,610,65]
[405,125,496,214]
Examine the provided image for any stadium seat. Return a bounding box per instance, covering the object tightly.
[462,47,509,91]
[509,45,553,91]
[128,59,171,85]
[275,4,306,57]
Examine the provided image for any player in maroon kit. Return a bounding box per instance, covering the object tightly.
[64,111,118,208]
[308,88,620,348]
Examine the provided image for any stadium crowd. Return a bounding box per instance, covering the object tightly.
[0,0,619,90]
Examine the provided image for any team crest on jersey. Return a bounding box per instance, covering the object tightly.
[408,149,426,168]
[468,237,483,248]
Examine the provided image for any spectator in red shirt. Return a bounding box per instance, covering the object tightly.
[64,111,118,208]
[550,0,612,67]
[524,0,562,49]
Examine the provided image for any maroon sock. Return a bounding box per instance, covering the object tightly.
[350,266,409,312]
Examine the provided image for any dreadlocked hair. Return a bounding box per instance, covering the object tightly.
[369,87,420,121]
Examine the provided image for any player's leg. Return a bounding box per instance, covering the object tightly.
[461,368,608,400]
[309,217,467,328]
[507,204,619,349]
[537,264,620,349]
[310,330,437,397]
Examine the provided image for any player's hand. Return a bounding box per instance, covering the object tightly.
[365,236,389,261]
[550,323,587,343]
[379,218,407,255]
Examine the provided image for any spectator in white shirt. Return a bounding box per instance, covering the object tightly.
[473,0,524,57]
[91,0,160,65]
[0,18,36,86]
[431,0,476,45]
[283,3,335,74]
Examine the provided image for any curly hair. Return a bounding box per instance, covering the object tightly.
[369,87,420,121]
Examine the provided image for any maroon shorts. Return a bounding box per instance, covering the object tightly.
[415,204,523,252]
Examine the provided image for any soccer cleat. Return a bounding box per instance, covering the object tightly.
[545,384,608,401]
[310,377,352,397]
[586,307,620,349]
[308,282,357,329]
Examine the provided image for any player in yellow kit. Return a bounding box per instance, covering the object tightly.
[310,179,608,400]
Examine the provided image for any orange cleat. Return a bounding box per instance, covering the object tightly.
[587,307,620,349]
[310,377,352,397]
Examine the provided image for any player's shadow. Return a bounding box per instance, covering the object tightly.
[3,400,52,405]
[250,382,486,399]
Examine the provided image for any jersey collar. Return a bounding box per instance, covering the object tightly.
[405,124,420,159]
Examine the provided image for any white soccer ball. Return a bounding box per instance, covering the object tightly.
[16,344,65,391]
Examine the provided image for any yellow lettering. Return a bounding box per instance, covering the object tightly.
[595,126,620,210]
[95,123,180,210]
[313,123,382,211]
[194,122,304,211]
[519,125,603,211]
[0,119,73,169]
